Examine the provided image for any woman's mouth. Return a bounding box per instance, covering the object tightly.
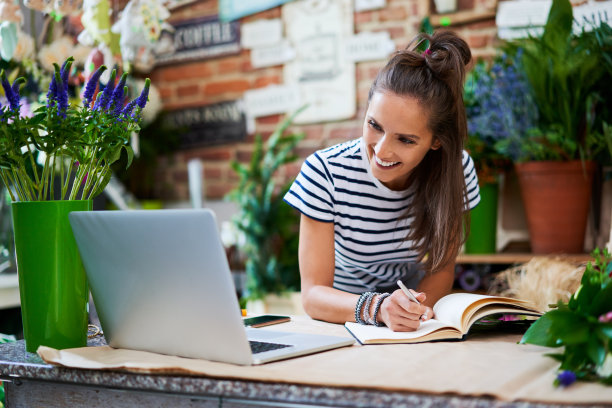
[374,154,400,168]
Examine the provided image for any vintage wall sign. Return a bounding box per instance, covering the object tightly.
[155,15,240,65]
[166,101,247,148]
[219,0,296,22]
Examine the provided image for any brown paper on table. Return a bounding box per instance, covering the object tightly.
[38,316,612,404]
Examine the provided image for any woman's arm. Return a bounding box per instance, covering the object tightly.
[298,214,358,324]
[416,261,455,307]
[298,214,431,328]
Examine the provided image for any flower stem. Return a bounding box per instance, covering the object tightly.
[0,171,16,202]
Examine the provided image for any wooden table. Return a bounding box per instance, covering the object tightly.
[1,316,612,408]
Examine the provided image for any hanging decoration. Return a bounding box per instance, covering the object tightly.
[0,0,22,60]
[110,0,173,72]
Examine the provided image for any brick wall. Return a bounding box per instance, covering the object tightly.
[148,0,501,202]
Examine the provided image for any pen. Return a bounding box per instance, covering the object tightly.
[397,280,420,304]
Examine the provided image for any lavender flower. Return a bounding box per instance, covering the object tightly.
[93,69,117,112]
[46,64,59,109]
[555,370,576,387]
[0,70,21,111]
[60,57,73,88]
[54,70,69,117]
[82,65,107,107]
[121,99,137,118]
[110,73,128,115]
[136,78,150,109]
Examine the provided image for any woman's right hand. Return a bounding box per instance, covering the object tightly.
[376,289,434,331]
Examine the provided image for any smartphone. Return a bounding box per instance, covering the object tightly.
[243,314,291,328]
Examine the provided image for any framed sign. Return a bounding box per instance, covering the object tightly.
[155,16,240,65]
[166,101,247,149]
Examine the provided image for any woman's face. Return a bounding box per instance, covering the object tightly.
[362,91,439,191]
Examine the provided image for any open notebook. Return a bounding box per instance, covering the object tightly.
[69,209,353,365]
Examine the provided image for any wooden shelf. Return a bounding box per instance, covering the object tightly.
[456,253,593,265]
[430,10,496,28]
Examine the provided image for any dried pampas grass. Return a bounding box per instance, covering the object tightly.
[489,258,586,313]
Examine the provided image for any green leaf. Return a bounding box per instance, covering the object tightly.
[520,314,558,346]
[586,334,606,366]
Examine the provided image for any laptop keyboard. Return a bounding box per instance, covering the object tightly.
[249,340,291,354]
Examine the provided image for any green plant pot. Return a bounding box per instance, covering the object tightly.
[12,200,92,353]
[465,182,499,254]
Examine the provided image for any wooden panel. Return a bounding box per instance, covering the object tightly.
[457,253,592,265]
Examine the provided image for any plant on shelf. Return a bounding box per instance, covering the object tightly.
[500,0,611,163]
[462,54,536,253]
[464,54,536,182]
[490,0,612,254]
[520,248,612,386]
[227,109,305,302]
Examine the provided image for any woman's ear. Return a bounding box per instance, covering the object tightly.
[431,139,441,150]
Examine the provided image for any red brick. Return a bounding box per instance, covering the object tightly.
[467,34,490,49]
[206,183,235,199]
[254,75,283,88]
[159,62,214,82]
[173,169,189,182]
[177,84,200,97]
[183,148,233,161]
[255,114,282,126]
[203,166,223,179]
[329,126,362,140]
[218,55,245,73]
[296,145,321,159]
[236,149,253,163]
[159,85,174,99]
[380,6,408,21]
[204,79,251,96]
[465,19,496,30]
[354,10,374,24]
[386,26,406,40]
[300,125,324,141]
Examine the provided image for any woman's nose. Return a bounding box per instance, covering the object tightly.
[374,134,391,157]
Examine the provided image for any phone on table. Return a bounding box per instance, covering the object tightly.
[243,314,291,328]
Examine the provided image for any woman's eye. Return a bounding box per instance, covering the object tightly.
[368,120,382,131]
[399,137,416,145]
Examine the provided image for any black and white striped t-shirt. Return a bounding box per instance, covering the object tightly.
[283,138,480,294]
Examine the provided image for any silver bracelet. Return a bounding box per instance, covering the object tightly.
[372,293,391,327]
[363,292,378,325]
[354,292,370,324]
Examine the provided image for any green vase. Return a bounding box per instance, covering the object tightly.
[465,182,499,254]
[12,200,92,353]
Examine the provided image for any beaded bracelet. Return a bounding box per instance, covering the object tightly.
[354,292,371,324]
[362,291,377,324]
[372,293,391,327]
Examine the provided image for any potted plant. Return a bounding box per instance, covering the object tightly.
[520,248,612,386]
[227,110,304,312]
[463,56,537,253]
[0,57,149,352]
[497,0,612,253]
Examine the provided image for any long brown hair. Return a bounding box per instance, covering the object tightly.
[368,31,472,274]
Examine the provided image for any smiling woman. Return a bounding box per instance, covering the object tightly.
[283,31,480,332]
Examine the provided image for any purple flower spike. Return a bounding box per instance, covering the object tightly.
[136,78,150,109]
[556,370,576,387]
[82,65,107,107]
[60,57,74,89]
[46,63,60,109]
[110,73,128,112]
[54,70,68,117]
[6,77,24,111]
[93,69,117,111]
[0,70,15,110]
[121,99,137,117]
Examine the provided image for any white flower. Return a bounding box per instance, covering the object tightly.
[597,353,612,378]
[12,30,35,62]
[37,36,74,71]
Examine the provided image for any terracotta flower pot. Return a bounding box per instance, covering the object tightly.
[515,160,596,254]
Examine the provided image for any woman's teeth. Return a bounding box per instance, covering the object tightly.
[375,155,399,167]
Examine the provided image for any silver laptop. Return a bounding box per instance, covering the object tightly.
[69,209,353,365]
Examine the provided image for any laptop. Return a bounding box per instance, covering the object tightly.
[69,209,354,365]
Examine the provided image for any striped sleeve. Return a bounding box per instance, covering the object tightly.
[283,152,335,222]
[463,150,481,210]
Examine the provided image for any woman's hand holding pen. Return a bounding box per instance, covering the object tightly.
[377,282,434,331]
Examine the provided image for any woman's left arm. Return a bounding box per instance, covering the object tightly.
[416,261,455,308]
